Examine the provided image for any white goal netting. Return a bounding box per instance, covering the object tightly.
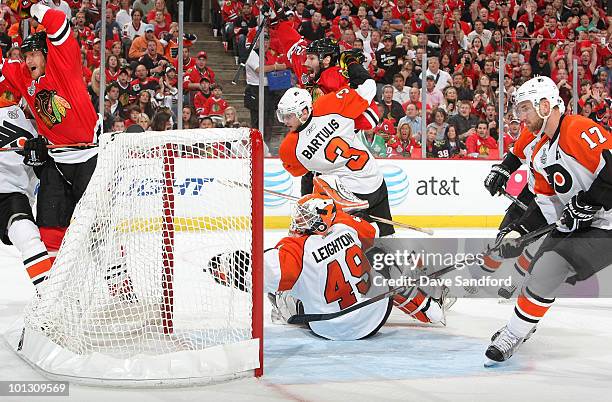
[12,128,263,386]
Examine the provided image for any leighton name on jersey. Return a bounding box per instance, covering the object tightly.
[301,118,340,160]
[312,232,355,263]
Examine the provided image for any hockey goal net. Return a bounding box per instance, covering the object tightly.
[8,128,264,386]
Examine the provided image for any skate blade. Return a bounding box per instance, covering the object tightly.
[484,358,506,368]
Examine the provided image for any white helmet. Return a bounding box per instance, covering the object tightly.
[276,88,312,124]
[512,76,565,134]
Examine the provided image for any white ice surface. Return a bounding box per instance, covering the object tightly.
[0,229,611,402]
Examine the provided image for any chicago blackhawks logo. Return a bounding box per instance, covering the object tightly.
[34,90,72,128]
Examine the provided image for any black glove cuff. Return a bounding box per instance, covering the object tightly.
[347,63,371,87]
[500,151,522,173]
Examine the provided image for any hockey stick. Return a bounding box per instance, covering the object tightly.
[286,263,458,325]
[499,188,528,211]
[231,14,269,85]
[0,142,98,152]
[219,178,434,235]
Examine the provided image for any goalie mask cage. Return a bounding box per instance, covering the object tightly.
[5,128,264,386]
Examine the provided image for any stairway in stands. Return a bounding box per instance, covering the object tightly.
[185,23,249,123]
[185,22,286,155]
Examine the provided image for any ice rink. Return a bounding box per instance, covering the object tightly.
[1,228,611,402]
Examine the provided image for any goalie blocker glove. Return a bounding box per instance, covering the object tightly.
[558,191,601,232]
[21,136,49,167]
[484,152,521,196]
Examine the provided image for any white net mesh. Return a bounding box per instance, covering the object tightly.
[22,128,261,382]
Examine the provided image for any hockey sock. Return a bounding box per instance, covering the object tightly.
[508,286,554,338]
[479,253,503,274]
[8,220,52,289]
[393,289,440,323]
[513,249,533,278]
[39,226,66,265]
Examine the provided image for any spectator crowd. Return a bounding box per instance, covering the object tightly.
[214,0,610,159]
[1,0,609,160]
[0,0,241,135]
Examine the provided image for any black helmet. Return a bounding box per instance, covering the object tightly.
[306,38,340,66]
[21,32,48,55]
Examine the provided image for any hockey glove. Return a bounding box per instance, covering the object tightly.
[484,164,511,196]
[490,224,528,259]
[22,136,49,167]
[558,191,601,232]
[339,49,365,72]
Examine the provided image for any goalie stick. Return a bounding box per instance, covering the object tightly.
[286,264,459,325]
[218,178,434,235]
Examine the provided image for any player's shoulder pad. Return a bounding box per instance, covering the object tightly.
[558,115,611,174]
[312,87,368,120]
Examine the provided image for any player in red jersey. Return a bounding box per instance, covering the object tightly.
[0,2,101,263]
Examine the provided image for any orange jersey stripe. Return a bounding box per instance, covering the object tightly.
[276,235,308,291]
[512,126,536,161]
[278,131,309,177]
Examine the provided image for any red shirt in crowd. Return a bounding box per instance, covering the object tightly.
[201,96,228,117]
[466,133,498,158]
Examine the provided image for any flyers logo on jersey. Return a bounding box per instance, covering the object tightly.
[35,90,72,129]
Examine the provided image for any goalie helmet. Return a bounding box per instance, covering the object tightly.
[290,194,337,235]
[306,37,340,66]
[21,32,48,55]
[512,76,565,134]
[276,88,312,123]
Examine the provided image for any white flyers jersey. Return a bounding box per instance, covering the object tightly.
[0,105,38,197]
[279,80,383,194]
[530,115,612,229]
[263,211,388,340]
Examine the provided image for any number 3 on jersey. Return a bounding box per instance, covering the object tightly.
[324,245,371,309]
[324,137,370,171]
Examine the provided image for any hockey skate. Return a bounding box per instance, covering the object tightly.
[484,325,529,366]
[491,324,536,342]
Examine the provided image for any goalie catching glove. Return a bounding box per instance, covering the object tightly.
[557,191,601,232]
[206,250,251,291]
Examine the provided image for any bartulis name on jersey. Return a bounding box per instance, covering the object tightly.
[301,119,341,160]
